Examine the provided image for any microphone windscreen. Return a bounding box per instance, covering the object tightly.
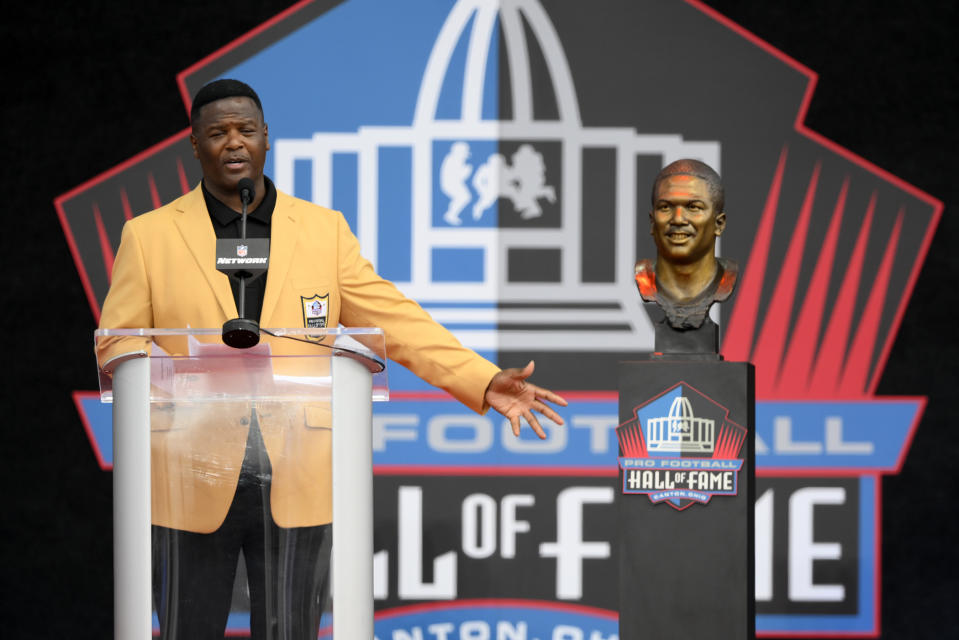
[238,178,256,205]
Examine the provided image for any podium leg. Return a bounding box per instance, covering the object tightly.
[112,357,152,639]
[332,355,374,638]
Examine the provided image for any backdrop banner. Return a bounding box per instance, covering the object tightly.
[58,1,940,637]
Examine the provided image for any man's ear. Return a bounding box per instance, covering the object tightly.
[649,211,655,235]
[715,211,726,236]
[264,123,270,151]
[190,133,199,158]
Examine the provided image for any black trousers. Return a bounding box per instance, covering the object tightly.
[152,413,331,640]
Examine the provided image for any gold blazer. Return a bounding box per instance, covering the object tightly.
[98,185,500,532]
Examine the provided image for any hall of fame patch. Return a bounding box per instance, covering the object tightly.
[300,293,329,329]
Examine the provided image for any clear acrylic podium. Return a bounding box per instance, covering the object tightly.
[95,328,387,639]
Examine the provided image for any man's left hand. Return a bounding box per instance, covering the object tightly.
[484,360,568,439]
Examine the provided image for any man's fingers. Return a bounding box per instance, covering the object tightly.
[531,386,568,407]
[521,360,535,378]
[524,411,547,439]
[511,415,521,437]
[545,390,568,406]
[533,401,564,426]
[501,361,535,385]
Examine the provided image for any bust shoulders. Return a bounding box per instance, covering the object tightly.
[634,257,738,329]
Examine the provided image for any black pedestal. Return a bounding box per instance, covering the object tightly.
[617,359,755,640]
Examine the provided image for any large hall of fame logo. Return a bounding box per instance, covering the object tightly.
[268,0,720,354]
[56,1,941,637]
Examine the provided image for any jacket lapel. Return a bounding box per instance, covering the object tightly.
[172,186,238,320]
[261,191,299,328]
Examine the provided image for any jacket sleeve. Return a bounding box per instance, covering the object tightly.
[333,212,500,414]
[96,219,154,371]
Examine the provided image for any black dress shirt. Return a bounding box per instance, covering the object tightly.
[202,177,277,322]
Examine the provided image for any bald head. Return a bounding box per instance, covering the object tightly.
[651,159,724,214]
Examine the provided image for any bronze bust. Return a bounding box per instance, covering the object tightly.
[636,159,738,352]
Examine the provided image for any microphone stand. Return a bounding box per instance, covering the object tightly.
[222,182,261,348]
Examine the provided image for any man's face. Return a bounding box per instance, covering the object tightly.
[650,175,725,265]
[190,96,269,199]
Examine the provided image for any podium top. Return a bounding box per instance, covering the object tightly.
[94,327,387,403]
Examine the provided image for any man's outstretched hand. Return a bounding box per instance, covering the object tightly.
[484,361,568,439]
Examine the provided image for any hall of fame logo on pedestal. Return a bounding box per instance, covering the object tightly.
[617,382,747,510]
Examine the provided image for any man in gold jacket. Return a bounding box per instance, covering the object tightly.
[98,79,566,639]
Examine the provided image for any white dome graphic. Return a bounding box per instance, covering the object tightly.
[414,0,579,126]
[273,0,721,352]
[647,396,715,454]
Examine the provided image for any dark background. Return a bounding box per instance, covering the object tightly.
[3,1,955,637]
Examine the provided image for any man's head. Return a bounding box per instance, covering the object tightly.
[190,78,263,124]
[650,159,724,214]
[189,79,269,207]
[649,159,726,266]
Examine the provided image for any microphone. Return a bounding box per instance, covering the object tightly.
[238,177,255,206]
[237,177,255,245]
[220,178,268,348]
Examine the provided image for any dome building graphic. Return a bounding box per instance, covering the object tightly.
[647,395,716,454]
[272,0,720,352]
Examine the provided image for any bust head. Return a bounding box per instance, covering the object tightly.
[649,159,726,273]
[636,159,737,335]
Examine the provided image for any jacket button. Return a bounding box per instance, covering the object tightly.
[240,417,250,426]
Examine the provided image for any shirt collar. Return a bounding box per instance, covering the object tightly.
[202,176,277,227]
